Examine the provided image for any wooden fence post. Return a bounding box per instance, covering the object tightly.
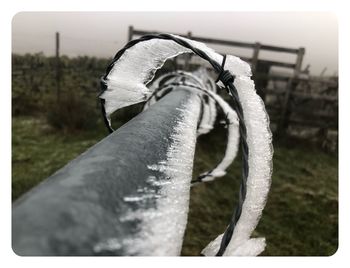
[128,25,134,41]
[277,47,305,136]
[295,47,305,76]
[185,31,192,70]
[251,42,261,75]
[55,32,60,102]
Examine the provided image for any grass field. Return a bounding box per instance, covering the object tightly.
[12,116,338,256]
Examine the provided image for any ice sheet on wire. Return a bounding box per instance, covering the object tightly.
[100,35,251,119]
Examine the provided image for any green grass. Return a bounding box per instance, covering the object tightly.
[12,116,107,200]
[12,116,338,256]
[182,127,338,256]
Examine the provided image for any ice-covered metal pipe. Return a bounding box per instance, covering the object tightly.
[12,88,202,256]
[144,69,239,182]
[145,71,218,137]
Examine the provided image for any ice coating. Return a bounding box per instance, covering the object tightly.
[94,238,122,253]
[145,71,218,137]
[199,91,239,180]
[150,71,206,91]
[116,94,201,255]
[201,234,266,256]
[100,35,251,119]
[147,70,218,137]
[207,94,217,134]
[198,71,218,138]
[100,39,191,117]
[197,101,213,136]
[146,70,240,183]
[100,35,273,256]
[143,72,204,112]
[173,34,252,77]
[195,73,218,137]
[142,86,172,112]
[189,69,241,181]
[202,77,273,256]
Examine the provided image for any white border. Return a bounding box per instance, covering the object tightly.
[1,1,348,267]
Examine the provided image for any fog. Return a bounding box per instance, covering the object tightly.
[12,12,338,76]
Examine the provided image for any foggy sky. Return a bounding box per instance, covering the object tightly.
[12,12,338,76]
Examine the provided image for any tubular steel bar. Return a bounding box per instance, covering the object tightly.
[12,88,201,256]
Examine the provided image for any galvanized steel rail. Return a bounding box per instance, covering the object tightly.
[12,88,201,256]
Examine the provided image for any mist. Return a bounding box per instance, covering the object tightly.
[12,11,338,76]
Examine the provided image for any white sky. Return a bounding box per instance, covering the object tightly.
[12,12,338,76]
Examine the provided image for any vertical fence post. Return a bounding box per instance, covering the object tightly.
[128,25,134,42]
[277,78,293,136]
[55,32,60,102]
[251,42,261,75]
[251,42,266,100]
[277,47,305,136]
[185,31,192,70]
[294,47,305,76]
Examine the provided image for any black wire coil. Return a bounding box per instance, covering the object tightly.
[100,33,249,256]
